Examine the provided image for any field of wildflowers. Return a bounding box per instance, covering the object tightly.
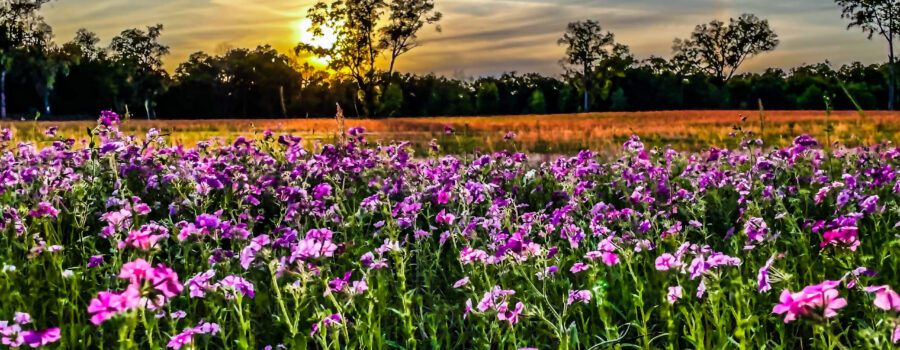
[1,111,899,349]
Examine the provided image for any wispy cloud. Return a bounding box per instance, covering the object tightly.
[41,0,886,77]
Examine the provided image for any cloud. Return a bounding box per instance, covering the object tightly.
[41,0,886,77]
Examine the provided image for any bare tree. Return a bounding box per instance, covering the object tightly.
[835,0,900,109]
[672,14,778,83]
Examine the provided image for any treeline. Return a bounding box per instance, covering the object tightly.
[10,44,895,118]
[1,0,897,119]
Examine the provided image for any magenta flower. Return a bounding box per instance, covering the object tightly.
[21,327,60,348]
[496,302,524,326]
[217,275,255,299]
[569,262,590,274]
[150,265,184,298]
[567,290,591,305]
[87,285,141,325]
[119,259,152,284]
[186,270,216,298]
[654,253,677,271]
[28,202,58,219]
[453,277,469,288]
[772,280,846,323]
[820,226,860,251]
[863,285,900,311]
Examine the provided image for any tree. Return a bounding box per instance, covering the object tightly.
[835,0,900,109]
[0,0,52,119]
[558,20,630,112]
[297,0,441,117]
[379,0,441,75]
[475,81,499,115]
[671,14,778,83]
[110,24,170,119]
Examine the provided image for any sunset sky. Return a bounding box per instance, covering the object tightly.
[40,0,887,78]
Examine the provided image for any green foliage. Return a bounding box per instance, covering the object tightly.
[378,83,403,117]
[475,81,499,115]
[798,85,826,109]
[527,89,546,114]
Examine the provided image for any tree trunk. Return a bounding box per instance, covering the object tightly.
[583,63,590,113]
[144,97,151,120]
[1,70,6,120]
[889,41,895,110]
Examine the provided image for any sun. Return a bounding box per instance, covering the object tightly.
[294,18,338,66]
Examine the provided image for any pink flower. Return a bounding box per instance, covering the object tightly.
[12,312,30,325]
[893,324,900,343]
[820,226,860,251]
[772,280,846,323]
[21,327,60,348]
[567,290,591,305]
[150,265,184,298]
[654,253,677,271]
[667,286,683,304]
[453,277,469,288]
[863,285,900,311]
[496,302,524,326]
[600,252,619,266]
[1,323,23,347]
[119,259,152,284]
[185,270,216,298]
[87,285,141,325]
[569,262,590,274]
[217,275,255,299]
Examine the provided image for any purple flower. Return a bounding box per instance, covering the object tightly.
[87,255,105,268]
[217,275,255,299]
[567,290,591,305]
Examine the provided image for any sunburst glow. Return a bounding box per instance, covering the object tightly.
[294,18,338,66]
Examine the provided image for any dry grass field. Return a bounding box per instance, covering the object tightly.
[2,110,898,156]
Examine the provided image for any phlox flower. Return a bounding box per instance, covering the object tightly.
[185,270,216,298]
[28,202,58,219]
[119,259,152,284]
[217,275,255,299]
[496,302,524,326]
[21,328,60,348]
[667,286,683,304]
[453,277,469,288]
[862,285,900,311]
[12,313,29,325]
[150,265,184,298]
[0,323,23,348]
[570,262,590,274]
[772,280,846,323]
[87,285,141,325]
[820,226,860,251]
[757,255,777,293]
[567,290,591,305]
[655,253,678,271]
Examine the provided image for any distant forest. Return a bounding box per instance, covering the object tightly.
[2,0,899,119]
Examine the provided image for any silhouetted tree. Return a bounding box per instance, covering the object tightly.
[835,0,900,109]
[297,0,441,117]
[0,0,52,119]
[672,14,778,83]
[110,24,170,119]
[558,20,630,112]
[380,0,442,75]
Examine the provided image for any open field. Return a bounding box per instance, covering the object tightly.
[2,111,900,348]
[2,110,898,156]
